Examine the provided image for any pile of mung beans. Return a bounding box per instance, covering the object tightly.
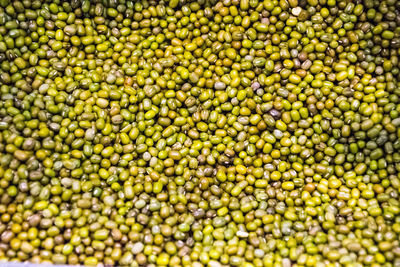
[0,0,400,266]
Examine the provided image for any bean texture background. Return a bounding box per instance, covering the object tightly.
[0,0,400,266]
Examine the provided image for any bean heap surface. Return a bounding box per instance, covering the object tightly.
[0,0,400,266]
